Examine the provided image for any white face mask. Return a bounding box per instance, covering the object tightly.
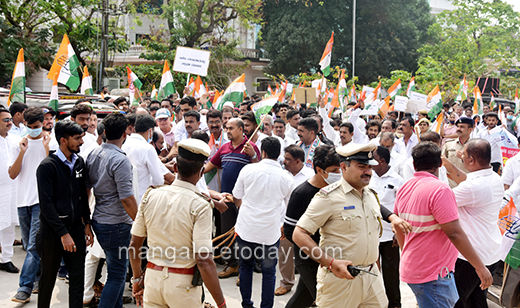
[322,171,342,185]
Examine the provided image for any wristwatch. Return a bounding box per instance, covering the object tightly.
[251,152,257,160]
[131,277,142,284]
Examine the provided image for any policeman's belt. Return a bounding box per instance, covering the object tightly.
[146,262,195,275]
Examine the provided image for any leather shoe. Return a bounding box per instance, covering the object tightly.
[218,265,239,278]
[0,261,19,273]
[275,286,291,296]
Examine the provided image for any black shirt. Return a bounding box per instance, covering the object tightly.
[284,180,321,267]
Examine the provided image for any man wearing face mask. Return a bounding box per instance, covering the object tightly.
[292,143,412,308]
[122,114,175,203]
[9,107,51,302]
[369,146,405,308]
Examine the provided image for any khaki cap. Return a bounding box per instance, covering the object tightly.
[336,143,378,166]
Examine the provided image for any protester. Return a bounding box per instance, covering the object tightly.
[113,97,129,112]
[442,116,473,188]
[477,112,512,173]
[233,137,294,308]
[36,120,94,308]
[70,104,98,158]
[286,110,300,141]
[273,118,295,148]
[296,117,321,169]
[396,117,418,158]
[338,122,354,146]
[394,142,493,308]
[9,106,50,303]
[86,113,138,308]
[155,108,175,150]
[8,101,28,137]
[205,109,229,192]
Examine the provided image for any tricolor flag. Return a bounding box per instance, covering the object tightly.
[430,112,444,134]
[319,32,334,77]
[7,48,25,106]
[48,73,59,112]
[427,85,443,120]
[158,60,176,100]
[252,93,283,124]
[218,74,247,109]
[193,75,207,99]
[47,34,81,91]
[266,85,273,97]
[455,74,468,102]
[127,66,142,106]
[473,86,483,115]
[515,88,519,114]
[365,81,381,105]
[378,96,391,119]
[406,77,415,98]
[330,70,345,110]
[212,90,221,109]
[151,85,158,100]
[490,93,496,110]
[188,77,195,95]
[80,66,93,95]
[387,79,402,99]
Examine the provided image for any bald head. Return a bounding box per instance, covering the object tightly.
[465,139,491,168]
[227,117,244,130]
[380,132,395,143]
[419,131,441,146]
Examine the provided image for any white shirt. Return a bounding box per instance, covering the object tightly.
[10,137,47,207]
[233,159,294,245]
[502,152,520,186]
[453,168,503,265]
[370,136,405,155]
[290,165,315,187]
[174,117,208,143]
[397,134,419,158]
[9,123,26,137]
[254,132,285,165]
[389,150,406,178]
[122,134,168,202]
[318,107,340,145]
[369,168,404,242]
[0,133,20,229]
[401,156,449,184]
[286,124,299,142]
[80,131,99,159]
[348,109,370,144]
[477,126,504,164]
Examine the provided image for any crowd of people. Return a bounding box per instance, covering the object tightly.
[0,85,519,308]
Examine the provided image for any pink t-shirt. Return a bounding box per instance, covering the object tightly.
[394,171,459,284]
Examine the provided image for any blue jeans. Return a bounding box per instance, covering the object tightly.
[93,221,131,308]
[237,236,279,308]
[17,204,41,294]
[408,273,459,308]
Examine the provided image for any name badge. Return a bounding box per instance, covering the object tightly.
[344,206,355,210]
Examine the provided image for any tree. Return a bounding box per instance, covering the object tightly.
[261,0,433,85]
[416,0,520,100]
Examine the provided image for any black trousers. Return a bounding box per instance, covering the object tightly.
[36,227,86,308]
[380,240,401,307]
[285,263,319,308]
[220,202,239,267]
[454,258,499,308]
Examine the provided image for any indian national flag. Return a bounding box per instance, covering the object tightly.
[473,86,483,115]
[158,60,176,100]
[490,93,496,110]
[455,74,468,102]
[430,112,444,134]
[188,77,195,95]
[515,88,519,114]
[319,32,334,77]
[331,69,346,110]
[127,67,142,106]
[151,85,158,100]
[47,34,81,91]
[348,84,356,102]
[266,85,273,97]
[218,74,247,109]
[7,48,25,106]
[387,79,401,99]
[406,77,415,98]
[365,81,381,105]
[80,66,93,95]
[49,73,59,112]
[212,90,222,109]
[378,96,391,119]
[426,85,443,120]
[193,75,207,99]
[252,93,282,124]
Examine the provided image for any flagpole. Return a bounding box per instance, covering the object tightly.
[352,0,356,78]
[240,110,272,154]
[186,73,190,87]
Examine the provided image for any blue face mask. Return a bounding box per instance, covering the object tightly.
[507,115,514,120]
[27,127,42,138]
[147,131,153,143]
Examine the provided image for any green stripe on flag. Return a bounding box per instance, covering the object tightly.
[49,99,59,112]
[10,76,25,103]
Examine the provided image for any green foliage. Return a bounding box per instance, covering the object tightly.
[261,0,433,85]
[416,0,520,100]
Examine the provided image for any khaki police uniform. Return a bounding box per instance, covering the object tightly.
[296,143,388,308]
[442,138,468,188]
[130,139,214,308]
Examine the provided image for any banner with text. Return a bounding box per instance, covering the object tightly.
[173,46,211,76]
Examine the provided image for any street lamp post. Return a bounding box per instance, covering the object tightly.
[352,0,356,79]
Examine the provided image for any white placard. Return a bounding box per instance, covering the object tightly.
[394,95,408,112]
[362,86,375,95]
[173,46,211,76]
[409,91,427,102]
[286,83,294,93]
[311,79,321,88]
[360,101,379,115]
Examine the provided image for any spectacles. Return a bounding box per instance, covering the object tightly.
[2,118,13,123]
[157,118,168,122]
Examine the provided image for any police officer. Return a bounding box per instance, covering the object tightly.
[128,139,227,308]
[293,143,410,308]
[442,116,473,188]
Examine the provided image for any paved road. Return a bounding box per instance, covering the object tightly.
[0,227,502,308]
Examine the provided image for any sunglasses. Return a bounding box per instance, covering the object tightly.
[2,118,13,123]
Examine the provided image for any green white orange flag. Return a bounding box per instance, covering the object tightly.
[47,34,81,91]
[158,60,176,100]
[188,77,195,95]
[490,93,496,110]
[80,66,93,95]
[515,88,519,114]
[319,32,334,77]
[427,85,443,120]
[193,75,207,99]
[7,48,25,106]
[387,79,402,99]
[406,77,415,98]
[48,73,59,112]
[430,111,444,134]
[127,67,142,106]
[456,74,468,102]
[252,92,282,124]
[473,86,483,115]
[218,74,247,109]
[365,81,381,105]
[151,85,158,100]
[126,66,143,90]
